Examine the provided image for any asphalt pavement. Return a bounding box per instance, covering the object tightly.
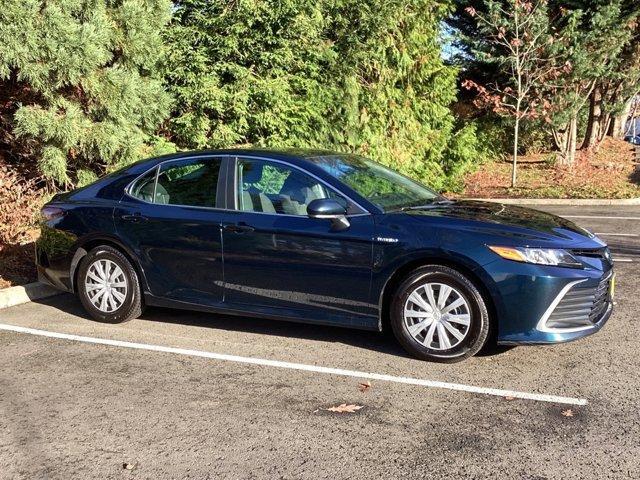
[1,204,639,479]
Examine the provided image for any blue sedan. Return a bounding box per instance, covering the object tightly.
[36,149,614,362]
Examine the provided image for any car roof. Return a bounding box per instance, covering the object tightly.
[141,148,346,167]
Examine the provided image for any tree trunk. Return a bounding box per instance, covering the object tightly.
[552,126,568,164]
[556,116,577,166]
[583,86,602,150]
[609,97,633,138]
[568,115,577,165]
[512,115,519,187]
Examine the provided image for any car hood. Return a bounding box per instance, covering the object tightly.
[405,200,604,247]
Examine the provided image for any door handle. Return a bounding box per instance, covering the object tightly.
[223,222,254,234]
[121,213,148,223]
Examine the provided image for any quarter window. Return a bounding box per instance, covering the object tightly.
[235,158,347,216]
[129,168,158,203]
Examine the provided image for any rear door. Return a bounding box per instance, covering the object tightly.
[220,156,376,328]
[114,156,227,306]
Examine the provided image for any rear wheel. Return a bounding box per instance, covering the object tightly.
[390,265,490,363]
[77,246,143,323]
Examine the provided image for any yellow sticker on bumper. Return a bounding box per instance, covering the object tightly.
[610,273,616,299]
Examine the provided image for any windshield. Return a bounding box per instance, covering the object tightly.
[309,154,441,212]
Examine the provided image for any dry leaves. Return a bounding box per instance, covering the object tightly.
[122,462,136,470]
[450,137,640,201]
[358,381,371,393]
[325,403,364,413]
[561,409,574,417]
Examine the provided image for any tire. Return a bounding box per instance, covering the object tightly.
[390,265,490,363]
[77,246,144,323]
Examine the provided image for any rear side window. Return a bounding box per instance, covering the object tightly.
[157,158,221,207]
[129,158,222,208]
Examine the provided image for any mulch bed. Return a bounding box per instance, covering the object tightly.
[0,242,37,289]
[453,138,640,199]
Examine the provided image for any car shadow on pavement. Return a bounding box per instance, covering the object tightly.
[142,306,417,359]
[30,294,514,360]
[30,294,411,358]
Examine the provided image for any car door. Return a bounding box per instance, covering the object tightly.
[221,156,376,328]
[114,155,227,306]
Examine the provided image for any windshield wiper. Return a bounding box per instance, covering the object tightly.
[398,199,455,211]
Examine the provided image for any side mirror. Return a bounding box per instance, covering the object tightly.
[307,198,350,231]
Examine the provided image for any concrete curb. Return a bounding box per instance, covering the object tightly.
[0,282,62,309]
[463,197,640,206]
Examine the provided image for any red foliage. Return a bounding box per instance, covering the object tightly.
[0,159,43,287]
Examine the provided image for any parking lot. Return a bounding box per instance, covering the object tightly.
[1,204,639,479]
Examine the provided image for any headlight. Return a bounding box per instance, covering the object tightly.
[488,246,582,268]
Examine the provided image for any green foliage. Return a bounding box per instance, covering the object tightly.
[145,136,179,159]
[165,0,480,190]
[76,169,98,187]
[0,0,174,186]
[251,165,290,195]
[38,146,69,185]
[547,1,636,127]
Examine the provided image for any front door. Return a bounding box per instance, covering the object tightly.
[221,157,376,328]
[114,156,226,306]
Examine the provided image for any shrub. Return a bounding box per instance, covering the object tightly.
[165,0,481,190]
[0,0,174,187]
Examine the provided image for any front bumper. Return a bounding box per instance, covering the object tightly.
[483,258,614,345]
[498,300,613,345]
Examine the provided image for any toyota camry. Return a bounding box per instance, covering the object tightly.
[36,149,614,362]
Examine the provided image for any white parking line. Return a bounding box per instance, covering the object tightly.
[0,323,587,406]
[613,258,634,263]
[562,215,640,220]
[595,233,639,237]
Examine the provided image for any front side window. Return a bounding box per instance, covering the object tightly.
[235,158,346,216]
[308,154,440,212]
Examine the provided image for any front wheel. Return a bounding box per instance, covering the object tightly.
[390,265,490,363]
[77,246,144,323]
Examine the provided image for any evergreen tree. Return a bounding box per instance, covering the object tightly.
[546,1,633,163]
[165,0,480,191]
[580,3,640,149]
[0,0,173,187]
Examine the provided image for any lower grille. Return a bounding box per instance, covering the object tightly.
[545,274,612,330]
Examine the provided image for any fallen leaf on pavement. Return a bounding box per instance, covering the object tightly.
[123,463,136,470]
[504,396,516,401]
[325,403,364,413]
[358,381,371,393]
[561,409,574,417]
